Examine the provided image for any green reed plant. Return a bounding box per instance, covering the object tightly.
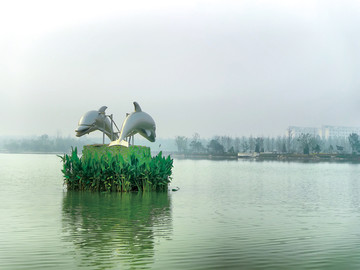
[59,147,173,192]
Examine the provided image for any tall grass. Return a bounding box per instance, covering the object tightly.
[59,147,173,192]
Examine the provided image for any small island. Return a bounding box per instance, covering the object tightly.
[59,102,173,192]
[59,145,173,192]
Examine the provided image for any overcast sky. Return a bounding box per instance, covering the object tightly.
[1,0,360,139]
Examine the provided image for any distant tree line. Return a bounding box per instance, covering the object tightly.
[1,134,91,153]
[3,131,359,155]
[175,132,357,155]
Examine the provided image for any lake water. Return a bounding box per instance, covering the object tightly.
[1,154,360,269]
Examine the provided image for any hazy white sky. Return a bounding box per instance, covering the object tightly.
[1,0,360,139]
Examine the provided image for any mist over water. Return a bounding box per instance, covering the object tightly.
[2,1,360,138]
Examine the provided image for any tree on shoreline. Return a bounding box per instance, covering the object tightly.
[207,139,224,154]
[175,136,188,153]
[255,137,264,153]
[297,133,312,154]
[348,133,360,154]
[189,133,206,153]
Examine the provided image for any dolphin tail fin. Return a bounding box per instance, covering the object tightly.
[98,106,107,113]
[133,102,142,112]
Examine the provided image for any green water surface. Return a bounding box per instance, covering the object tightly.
[1,154,360,269]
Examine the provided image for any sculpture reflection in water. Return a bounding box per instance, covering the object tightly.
[62,192,172,269]
[75,102,156,147]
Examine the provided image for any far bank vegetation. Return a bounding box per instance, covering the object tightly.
[175,131,359,156]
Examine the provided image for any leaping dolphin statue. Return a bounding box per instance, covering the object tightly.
[75,106,119,140]
[109,102,156,147]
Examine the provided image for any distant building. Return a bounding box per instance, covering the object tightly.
[321,125,360,139]
[287,126,320,137]
[287,125,360,139]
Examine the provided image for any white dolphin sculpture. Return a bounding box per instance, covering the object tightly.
[75,106,119,140]
[109,102,156,147]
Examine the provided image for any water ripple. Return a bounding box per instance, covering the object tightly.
[2,156,360,269]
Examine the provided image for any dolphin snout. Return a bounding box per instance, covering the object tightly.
[75,125,94,137]
[75,125,91,132]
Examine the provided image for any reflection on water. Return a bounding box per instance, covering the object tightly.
[62,192,172,269]
[3,154,360,269]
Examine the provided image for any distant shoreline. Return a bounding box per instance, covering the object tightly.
[172,152,360,163]
[257,153,360,163]
[2,150,360,163]
[0,150,65,155]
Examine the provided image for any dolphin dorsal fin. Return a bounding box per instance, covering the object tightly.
[133,102,142,112]
[98,106,107,113]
